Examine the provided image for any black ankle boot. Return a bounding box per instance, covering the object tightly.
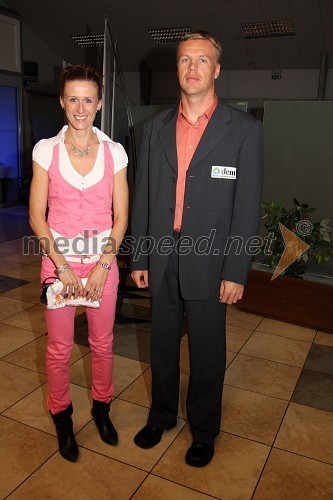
[92,399,118,446]
[50,403,79,462]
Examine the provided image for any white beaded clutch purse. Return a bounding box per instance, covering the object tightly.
[45,278,101,310]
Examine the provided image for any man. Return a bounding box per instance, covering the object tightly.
[130,30,263,467]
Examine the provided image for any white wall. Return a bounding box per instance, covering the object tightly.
[0,11,20,73]
[263,101,333,221]
[115,72,141,108]
[19,24,64,172]
[22,23,63,91]
[150,68,333,102]
[325,69,333,99]
[218,69,320,100]
[151,72,179,101]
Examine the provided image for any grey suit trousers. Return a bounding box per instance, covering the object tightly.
[148,234,227,443]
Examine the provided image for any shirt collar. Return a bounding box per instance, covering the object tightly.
[178,95,218,121]
[51,125,113,146]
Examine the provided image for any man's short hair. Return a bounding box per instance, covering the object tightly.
[178,30,222,64]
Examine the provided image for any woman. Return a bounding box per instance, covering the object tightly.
[29,65,128,462]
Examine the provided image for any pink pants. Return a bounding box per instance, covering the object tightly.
[41,257,119,414]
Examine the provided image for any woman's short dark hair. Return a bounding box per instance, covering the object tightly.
[60,65,104,100]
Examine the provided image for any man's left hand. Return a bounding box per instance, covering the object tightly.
[219,280,244,304]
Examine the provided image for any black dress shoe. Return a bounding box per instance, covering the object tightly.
[134,423,176,449]
[185,441,214,467]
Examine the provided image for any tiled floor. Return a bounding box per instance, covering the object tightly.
[1,209,333,499]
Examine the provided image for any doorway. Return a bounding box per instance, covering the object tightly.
[0,84,20,205]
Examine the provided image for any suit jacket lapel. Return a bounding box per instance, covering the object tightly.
[158,106,178,173]
[189,101,232,169]
[157,101,232,173]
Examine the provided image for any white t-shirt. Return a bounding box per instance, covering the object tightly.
[32,126,128,256]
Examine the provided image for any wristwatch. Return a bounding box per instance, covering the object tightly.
[97,260,111,271]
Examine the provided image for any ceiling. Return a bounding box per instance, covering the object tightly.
[4,0,333,71]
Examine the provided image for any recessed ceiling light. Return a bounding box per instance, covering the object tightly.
[148,27,191,43]
[240,20,294,38]
[71,34,104,47]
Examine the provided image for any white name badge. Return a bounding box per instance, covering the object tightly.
[211,166,237,179]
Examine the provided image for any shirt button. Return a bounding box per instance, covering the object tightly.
[77,216,81,220]
[171,177,175,183]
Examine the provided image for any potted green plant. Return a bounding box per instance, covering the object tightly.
[261,199,333,278]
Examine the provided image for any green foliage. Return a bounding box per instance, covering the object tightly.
[261,198,333,278]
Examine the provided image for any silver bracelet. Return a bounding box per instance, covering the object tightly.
[97,260,111,271]
[55,264,71,275]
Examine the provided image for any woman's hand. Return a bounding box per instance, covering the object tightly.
[58,268,84,299]
[83,264,109,301]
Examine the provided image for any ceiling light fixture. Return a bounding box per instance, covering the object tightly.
[71,34,104,47]
[148,27,191,43]
[240,20,294,38]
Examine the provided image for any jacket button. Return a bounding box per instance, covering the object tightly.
[171,177,175,183]
[169,208,174,213]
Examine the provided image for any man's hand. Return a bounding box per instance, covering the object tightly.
[131,270,149,288]
[219,280,244,304]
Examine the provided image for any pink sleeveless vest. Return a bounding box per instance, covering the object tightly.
[47,141,114,238]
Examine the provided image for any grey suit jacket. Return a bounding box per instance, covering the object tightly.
[130,100,263,300]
